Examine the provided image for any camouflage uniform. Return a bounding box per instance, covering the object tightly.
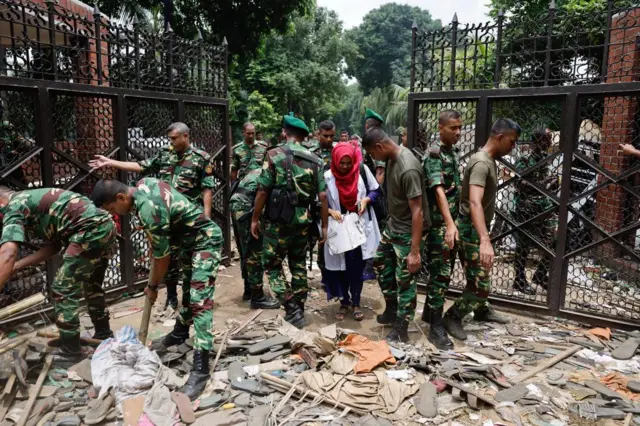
[424,142,460,309]
[232,140,268,180]
[0,189,116,341]
[302,139,319,152]
[133,178,223,351]
[229,169,264,292]
[374,230,421,322]
[257,142,326,305]
[514,151,557,287]
[309,145,332,172]
[139,145,215,304]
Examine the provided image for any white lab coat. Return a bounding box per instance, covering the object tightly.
[321,166,382,271]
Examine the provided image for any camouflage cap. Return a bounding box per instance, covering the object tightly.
[364,108,384,123]
[283,115,310,134]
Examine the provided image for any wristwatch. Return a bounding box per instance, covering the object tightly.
[147,283,160,291]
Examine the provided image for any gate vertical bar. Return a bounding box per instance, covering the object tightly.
[475,96,490,149]
[93,5,103,86]
[544,1,556,86]
[223,101,231,259]
[494,10,504,88]
[601,0,614,82]
[407,94,417,150]
[166,25,174,91]
[410,20,418,93]
[46,0,57,79]
[549,92,579,314]
[114,94,134,290]
[177,100,185,122]
[36,86,55,299]
[450,14,459,91]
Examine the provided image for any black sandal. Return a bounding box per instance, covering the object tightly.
[352,307,364,321]
[335,305,348,321]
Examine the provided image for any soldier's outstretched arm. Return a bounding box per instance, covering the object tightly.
[0,242,18,290]
[89,155,143,173]
[13,242,57,272]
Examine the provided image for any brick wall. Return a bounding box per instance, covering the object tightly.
[595,9,640,257]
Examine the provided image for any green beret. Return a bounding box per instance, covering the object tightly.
[365,108,384,123]
[283,115,309,133]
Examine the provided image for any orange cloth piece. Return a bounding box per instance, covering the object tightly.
[588,327,611,340]
[601,372,640,401]
[338,334,396,373]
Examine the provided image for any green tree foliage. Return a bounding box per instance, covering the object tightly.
[487,0,636,86]
[96,0,314,58]
[345,4,441,94]
[231,7,357,136]
[246,91,281,135]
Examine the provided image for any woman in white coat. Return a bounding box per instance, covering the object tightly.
[322,141,381,321]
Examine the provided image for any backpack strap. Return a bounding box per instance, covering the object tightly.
[359,163,373,220]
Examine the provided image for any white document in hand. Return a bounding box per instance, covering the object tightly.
[326,213,366,255]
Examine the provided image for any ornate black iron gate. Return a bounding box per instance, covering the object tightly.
[409,2,640,328]
[0,0,230,317]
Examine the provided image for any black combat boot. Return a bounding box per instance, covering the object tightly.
[52,334,93,361]
[250,288,280,310]
[283,299,305,329]
[180,350,210,401]
[92,317,114,340]
[421,305,431,324]
[442,307,467,341]
[296,299,305,313]
[428,309,453,350]
[165,282,179,310]
[386,318,409,343]
[474,306,510,324]
[242,281,252,301]
[160,321,190,347]
[376,298,397,325]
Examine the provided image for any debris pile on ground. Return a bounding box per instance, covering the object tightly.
[0,300,640,426]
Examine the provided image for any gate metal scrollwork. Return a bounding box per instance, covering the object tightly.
[409,2,640,327]
[0,0,230,315]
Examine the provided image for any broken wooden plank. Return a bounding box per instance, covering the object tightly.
[0,294,45,321]
[230,309,263,336]
[0,337,29,355]
[209,329,230,374]
[261,372,367,415]
[16,355,52,426]
[512,345,582,384]
[443,379,496,407]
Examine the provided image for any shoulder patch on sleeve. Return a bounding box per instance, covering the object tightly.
[429,145,441,158]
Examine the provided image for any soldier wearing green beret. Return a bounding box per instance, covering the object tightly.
[251,115,329,328]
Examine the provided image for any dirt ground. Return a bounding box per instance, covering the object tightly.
[101,260,531,347]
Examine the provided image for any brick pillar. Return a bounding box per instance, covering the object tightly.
[596,8,640,257]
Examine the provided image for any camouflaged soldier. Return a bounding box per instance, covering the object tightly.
[251,115,328,329]
[362,127,430,343]
[307,120,336,279]
[364,109,387,186]
[90,122,215,310]
[308,120,336,172]
[91,177,223,401]
[229,168,280,310]
[231,122,268,182]
[0,187,116,357]
[442,119,519,342]
[422,110,463,350]
[513,129,557,295]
